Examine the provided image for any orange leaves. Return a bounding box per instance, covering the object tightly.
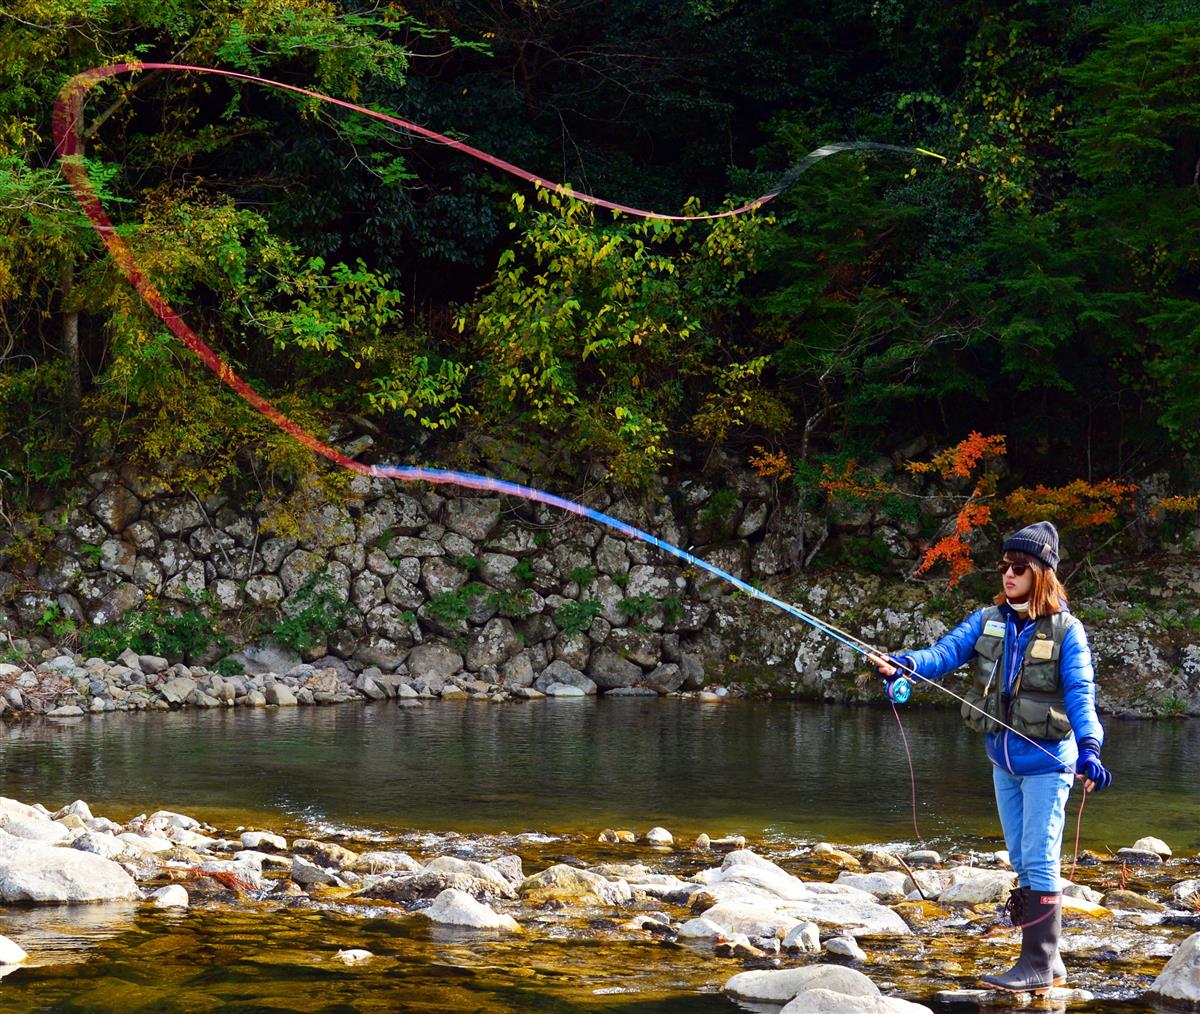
[818,459,889,505]
[1154,494,1199,516]
[997,479,1137,530]
[748,445,794,481]
[915,534,979,586]
[910,433,1006,585]
[907,431,1007,479]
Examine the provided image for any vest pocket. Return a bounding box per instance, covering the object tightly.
[1009,695,1073,741]
[961,686,1002,733]
[1021,657,1058,693]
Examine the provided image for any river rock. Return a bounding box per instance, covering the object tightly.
[291,857,341,888]
[1171,880,1200,907]
[1132,836,1172,859]
[519,865,632,906]
[423,888,520,931]
[587,646,643,690]
[1102,889,1165,912]
[533,661,596,695]
[1148,931,1200,1007]
[293,840,358,869]
[935,867,1015,905]
[407,643,463,686]
[355,852,423,876]
[423,857,517,898]
[0,934,28,964]
[0,801,70,845]
[835,871,909,902]
[71,832,127,860]
[825,936,867,960]
[465,618,520,671]
[334,948,373,964]
[678,916,725,938]
[724,964,881,1004]
[644,663,685,693]
[52,801,94,822]
[644,827,673,846]
[696,901,805,939]
[608,629,661,668]
[0,834,139,902]
[1116,847,1163,865]
[357,870,511,904]
[782,990,933,1014]
[694,851,911,936]
[234,644,301,676]
[553,632,591,671]
[783,921,822,952]
[265,684,298,706]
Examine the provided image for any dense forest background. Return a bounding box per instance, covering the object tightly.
[1,0,1197,574]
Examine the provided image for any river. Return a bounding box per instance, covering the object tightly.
[0,699,1196,1011]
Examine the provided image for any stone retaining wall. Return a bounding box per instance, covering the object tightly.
[1,462,1197,717]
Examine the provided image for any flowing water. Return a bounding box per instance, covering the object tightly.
[0,699,1196,1012]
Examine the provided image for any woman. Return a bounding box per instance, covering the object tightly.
[870,521,1112,994]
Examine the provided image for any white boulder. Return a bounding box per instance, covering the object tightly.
[1148,930,1200,1007]
[0,834,138,902]
[423,888,521,931]
[781,989,933,1013]
[148,885,189,908]
[725,964,880,1003]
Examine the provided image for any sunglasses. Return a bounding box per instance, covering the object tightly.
[996,560,1031,576]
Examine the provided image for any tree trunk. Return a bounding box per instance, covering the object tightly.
[61,261,81,420]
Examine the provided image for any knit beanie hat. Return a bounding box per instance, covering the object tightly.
[1003,520,1060,571]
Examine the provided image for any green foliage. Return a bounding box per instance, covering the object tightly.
[78,544,104,565]
[212,657,244,678]
[554,598,603,636]
[458,189,766,486]
[1155,694,1189,719]
[427,583,486,625]
[611,572,630,590]
[36,603,77,642]
[511,558,535,582]
[269,573,346,654]
[618,593,658,621]
[567,565,597,589]
[81,593,226,661]
[484,588,533,619]
[0,0,1196,510]
[700,489,739,530]
[662,595,684,626]
[452,554,483,573]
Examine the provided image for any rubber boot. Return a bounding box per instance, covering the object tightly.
[1051,950,1067,987]
[980,889,1062,994]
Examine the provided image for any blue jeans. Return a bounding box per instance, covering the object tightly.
[992,766,1074,892]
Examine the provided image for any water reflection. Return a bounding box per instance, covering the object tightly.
[0,701,1195,852]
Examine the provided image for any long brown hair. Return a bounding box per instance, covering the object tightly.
[993,549,1069,619]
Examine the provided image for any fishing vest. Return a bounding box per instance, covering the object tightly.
[961,606,1074,740]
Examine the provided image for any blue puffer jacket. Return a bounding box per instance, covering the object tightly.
[895,603,1104,776]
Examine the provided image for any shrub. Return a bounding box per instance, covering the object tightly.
[555,599,603,636]
[81,593,226,661]
[269,573,346,654]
